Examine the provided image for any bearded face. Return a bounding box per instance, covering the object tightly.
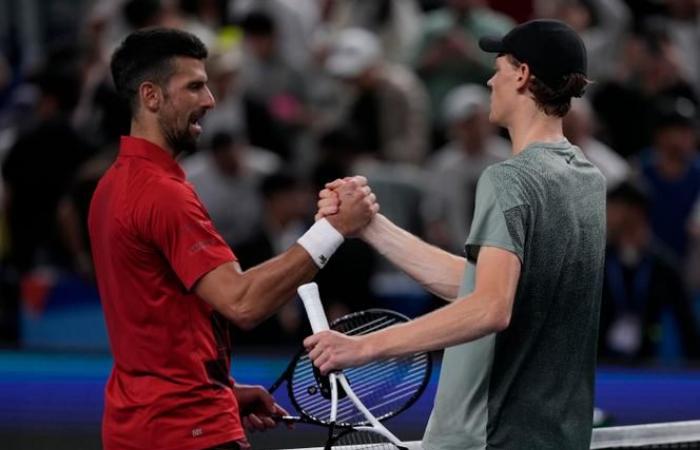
[155,57,215,156]
[158,91,208,155]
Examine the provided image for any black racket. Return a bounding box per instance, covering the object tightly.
[268,294,432,450]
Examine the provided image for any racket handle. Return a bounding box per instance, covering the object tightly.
[298,282,330,333]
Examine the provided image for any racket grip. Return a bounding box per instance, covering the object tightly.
[298,282,330,333]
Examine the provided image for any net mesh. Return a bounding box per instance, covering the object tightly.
[329,430,400,449]
[591,421,700,449]
[282,421,700,450]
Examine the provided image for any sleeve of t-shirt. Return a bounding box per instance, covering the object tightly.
[465,167,527,263]
[139,179,236,290]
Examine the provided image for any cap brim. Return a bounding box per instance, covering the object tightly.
[478,36,505,53]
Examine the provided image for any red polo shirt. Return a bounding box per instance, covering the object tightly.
[88,136,245,450]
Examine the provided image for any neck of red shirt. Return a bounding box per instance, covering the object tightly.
[129,122,176,159]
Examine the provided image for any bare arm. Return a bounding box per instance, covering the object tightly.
[194,245,317,330]
[361,213,466,301]
[305,246,521,373]
[367,246,520,357]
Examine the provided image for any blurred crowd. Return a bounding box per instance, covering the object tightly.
[0,0,698,363]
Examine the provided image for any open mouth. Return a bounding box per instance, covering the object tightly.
[189,112,205,134]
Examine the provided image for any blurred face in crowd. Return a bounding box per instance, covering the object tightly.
[212,140,244,176]
[556,3,592,32]
[206,52,241,99]
[487,55,524,127]
[155,57,215,155]
[267,187,311,227]
[451,108,492,153]
[606,201,650,254]
[654,124,698,162]
[246,33,276,60]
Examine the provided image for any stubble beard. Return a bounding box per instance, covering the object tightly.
[159,112,197,157]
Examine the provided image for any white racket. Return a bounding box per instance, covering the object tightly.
[298,282,409,450]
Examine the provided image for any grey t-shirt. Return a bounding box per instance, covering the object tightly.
[423,141,606,450]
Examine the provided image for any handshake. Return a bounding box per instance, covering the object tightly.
[315,176,380,237]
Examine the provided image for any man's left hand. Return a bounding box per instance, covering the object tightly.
[234,384,291,432]
[303,331,374,375]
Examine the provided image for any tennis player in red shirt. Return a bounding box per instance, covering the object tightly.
[88,28,377,450]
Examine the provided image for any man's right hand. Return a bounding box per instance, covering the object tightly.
[315,187,339,221]
[320,176,379,237]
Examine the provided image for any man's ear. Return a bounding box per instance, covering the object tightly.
[516,63,531,91]
[138,81,162,112]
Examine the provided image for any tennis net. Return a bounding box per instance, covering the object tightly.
[281,420,700,449]
[591,420,700,449]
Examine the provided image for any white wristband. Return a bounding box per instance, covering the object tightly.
[297,218,344,268]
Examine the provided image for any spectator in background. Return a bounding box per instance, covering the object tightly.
[662,0,700,96]
[230,0,318,71]
[563,97,630,190]
[330,0,424,64]
[326,28,429,164]
[122,0,168,31]
[1,61,94,274]
[242,1,424,143]
[57,152,115,280]
[591,22,698,157]
[202,43,295,163]
[177,0,221,49]
[638,99,700,262]
[410,0,514,133]
[423,84,509,252]
[200,48,247,145]
[535,0,631,82]
[239,10,310,161]
[233,0,425,67]
[601,181,700,361]
[183,131,281,249]
[73,3,132,148]
[234,172,311,271]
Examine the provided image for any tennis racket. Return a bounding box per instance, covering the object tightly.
[268,283,432,450]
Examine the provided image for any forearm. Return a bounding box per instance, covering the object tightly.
[233,244,318,329]
[196,239,326,330]
[366,291,504,358]
[361,214,466,300]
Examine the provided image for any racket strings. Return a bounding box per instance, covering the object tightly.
[289,310,431,426]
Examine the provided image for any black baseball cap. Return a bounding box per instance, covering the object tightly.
[479,19,587,90]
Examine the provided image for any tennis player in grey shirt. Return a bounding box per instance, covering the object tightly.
[306,19,606,450]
